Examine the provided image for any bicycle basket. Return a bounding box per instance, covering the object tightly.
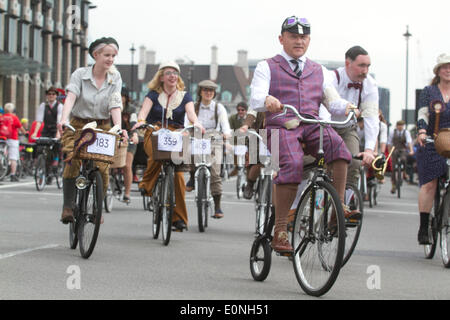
[110,140,128,168]
[73,129,119,164]
[435,128,450,158]
[150,133,183,162]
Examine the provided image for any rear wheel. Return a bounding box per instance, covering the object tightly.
[34,155,47,191]
[396,165,402,199]
[250,236,272,282]
[104,176,114,213]
[69,191,80,250]
[55,162,64,190]
[342,183,364,267]
[78,170,103,259]
[0,153,8,180]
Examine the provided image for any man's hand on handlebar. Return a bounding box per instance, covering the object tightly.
[265,95,283,113]
[357,149,376,167]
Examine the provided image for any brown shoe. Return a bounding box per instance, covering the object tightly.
[342,204,362,220]
[60,208,74,225]
[229,168,238,177]
[271,231,294,254]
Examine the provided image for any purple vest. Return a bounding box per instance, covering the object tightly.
[265,55,324,128]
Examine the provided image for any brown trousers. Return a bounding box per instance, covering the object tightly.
[61,118,111,193]
[138,126,188,225]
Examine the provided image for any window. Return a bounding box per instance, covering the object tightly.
[7,16,18,54]
[221,91,232,103]
[31,27,42,62]
[19,22,30,57]
[0,13,4,51]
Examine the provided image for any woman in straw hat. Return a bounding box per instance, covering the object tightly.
[415,53,450,245]
[133,61,204,232]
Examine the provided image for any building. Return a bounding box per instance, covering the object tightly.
[0,0,93,121]
[116,46,253,113]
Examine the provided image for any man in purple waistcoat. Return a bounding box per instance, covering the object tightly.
[250,16,359,254]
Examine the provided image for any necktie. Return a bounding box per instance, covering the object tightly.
[348,82,362,90]
[290,59,302,77]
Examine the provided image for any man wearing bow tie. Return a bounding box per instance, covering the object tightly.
[328,46,380,187]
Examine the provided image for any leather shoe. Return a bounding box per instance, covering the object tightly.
[172,220,187,232]
[243,181,255,200]
[60,207,74,225]
[418,227,431,245]
[271,231,294,254]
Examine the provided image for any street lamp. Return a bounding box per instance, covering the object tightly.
[130,43,136,99]
[403,25,412,126]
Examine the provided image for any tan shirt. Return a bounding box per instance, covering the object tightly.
[66,65,123,120]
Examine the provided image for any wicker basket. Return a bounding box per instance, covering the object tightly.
[73,130,119,164]
[111,140,128,168]
[435,128,450,158]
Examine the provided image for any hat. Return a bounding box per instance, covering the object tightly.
[433,53,450,75]
[281,16,311,35]
[88,37,119,58]
[198,80,218,90]
[46,86,59,95]
[158,61,180,73]
[396,120,406,126]
[21,118,28,124]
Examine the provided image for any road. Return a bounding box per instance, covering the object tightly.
[0,175,449,300]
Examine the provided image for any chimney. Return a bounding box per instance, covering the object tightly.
[236,50,249,79]
[139,45,146,64]
[210,45,218,81]
[146,50,156,65]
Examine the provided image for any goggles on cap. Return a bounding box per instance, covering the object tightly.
[282,16,310,33]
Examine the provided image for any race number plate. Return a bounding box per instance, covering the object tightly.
[191,138,211,155]
[87,133,116,156]
[157,129,183,152]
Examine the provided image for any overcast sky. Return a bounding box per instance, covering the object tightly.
[88,0,450,123]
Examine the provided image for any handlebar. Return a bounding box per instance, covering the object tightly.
[274,104,356,127]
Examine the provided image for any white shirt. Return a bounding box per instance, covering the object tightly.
[185,101,232,135]
[36,101,63,123]
[249,50,348,114]
[331,67,379,151]
[379,122,388,145]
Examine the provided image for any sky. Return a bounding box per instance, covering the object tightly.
[88,0,450,124]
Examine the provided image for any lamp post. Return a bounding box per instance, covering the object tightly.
[130,43,136,99]
[403,25,412,126]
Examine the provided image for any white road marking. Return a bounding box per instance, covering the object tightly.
[0,182,35,189]
[0,244,60,260]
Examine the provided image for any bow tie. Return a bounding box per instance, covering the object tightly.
[348,82,362,90]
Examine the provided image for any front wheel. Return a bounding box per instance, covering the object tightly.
[255,175,271,236]
[34,155,47,191]
[396,166,402,199]
[424,186,440,259]
[161,166,175,246]
[440,190,450,268]
[78,170,103,259]
[292,180,345,297]
[197,168,209,233]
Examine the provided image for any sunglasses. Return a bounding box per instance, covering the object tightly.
[282,16,310,30]
[164,71,179,77]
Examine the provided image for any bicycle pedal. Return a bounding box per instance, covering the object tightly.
[276,252,293,258]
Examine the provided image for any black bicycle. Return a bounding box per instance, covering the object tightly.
[393,150,406,199]
[34,137,63,191]
[66,125,120,259]
[423,139,450,267]
[143,124,193,245]
[250,105,353,297]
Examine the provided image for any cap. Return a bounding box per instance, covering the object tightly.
[281,16,311,35]
[198,80,218,90]
[88,37,119,58]
[158,61,180,73]
[433,53,450,75]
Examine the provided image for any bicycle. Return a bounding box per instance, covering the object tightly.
[191,130,220,232]
[234,145,247,199]
[19,142,36,178]
[393,149,406,199]
[0,136,8,181]
[65,124,120,259]
[34,137,63,191]
[250,105,354,297]
[422,138,450,267]
[142,123,193,245]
